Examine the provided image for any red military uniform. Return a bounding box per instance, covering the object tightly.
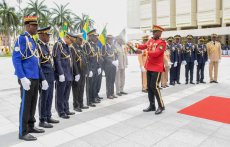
[137,38,166,72]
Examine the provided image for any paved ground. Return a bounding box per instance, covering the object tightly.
[0,56,230,147]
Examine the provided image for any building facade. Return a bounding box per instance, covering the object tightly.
[127,0,230,44]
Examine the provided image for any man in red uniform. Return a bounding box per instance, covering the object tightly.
[135,25,166,115]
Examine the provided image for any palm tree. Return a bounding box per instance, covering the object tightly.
[0,0,19,49]
[40,12,53,27]
[25,0,49,23]
[73,13,95,32]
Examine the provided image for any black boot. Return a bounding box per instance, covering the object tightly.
[143,104,156,112]
[19,134,37,141]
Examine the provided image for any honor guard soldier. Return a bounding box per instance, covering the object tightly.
[83,29,100,107]
[102,35,118,99]
[53,33,75,119]
[161,37,173,88]
[206,33,221,83]
[68,33,89,112]
[168,36,177,85]
[182,35,198,84]
[136,25,166,115]
[174,35,183,84]
[37,26,59,128]
[12,16,44,141]
[138,35,149,92]
[196,37,208,84]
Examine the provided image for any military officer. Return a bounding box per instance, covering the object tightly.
[138,35,149,92]
[12,16,44,141]
[174,35,183,84]
[182,35,197,84]
[206,33,221,83]
[53,33,75,119]
[102,35,118,99]
[136,25,166,115]
[83,29,100,107]
[168,36,177,85]
[69,33,89,112]
[196,37,208,84]
[37,26,59,128]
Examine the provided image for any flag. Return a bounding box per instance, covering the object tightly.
[98,25,107,49]
[59,22,68,39]
[82,16,90,41]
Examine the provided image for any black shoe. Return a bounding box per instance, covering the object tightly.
[60,114,70,119]
[185,81,188,84]
[80,105,89,109]
[213,81,218,83]
[190,82,195,84]
[120,92,128,95]
[66,111,75,115]
[89,103,96,107]
[117,93,122,96]
[210,81,214,83]
[196,81,199,84]
[113,95,118,98]
[166,85,169,87]
[200,81,206,84]
[39,122,53,128]
[19,134,37,141]
[92,100,100,103]
[177,81,181,84]
[142,89,148,93]
[47,118,59,124]
[143,105,156,112]
[97,96,103,99]
[74,107,82,112]
[96,98,101,102]
[28,127,45,133]
[169,83,175,86]
[155,107,164,115]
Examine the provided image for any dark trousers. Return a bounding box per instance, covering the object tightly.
[169,66,176,84]
[39,81,54,122]
[175,63,181,82]
[72,74,86,108]
[55,81,72,116]
[105,65,116,97]
[86,76,95,104]
[18,79,39,137]
[197,63,205,82]
[147,71,164,108]
[185,62,194,82]
[95,73,102,97]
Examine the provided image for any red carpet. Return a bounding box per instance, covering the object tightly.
[178,96,230,124]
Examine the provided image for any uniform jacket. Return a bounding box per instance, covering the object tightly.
[206,41,221,62]
[137,38,166,72]
[12,31,40,79]
[168,44,177,63]
[174,43,183,63]
[114,42,128,69]
[183,43,197,62]
[102,43,116,69]
[196,44,208,63]
[52,39,73,81]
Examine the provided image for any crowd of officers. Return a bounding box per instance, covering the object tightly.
[12,16,128,141]
[138,33,221,91]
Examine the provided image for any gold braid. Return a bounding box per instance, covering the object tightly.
[69,44,82,68]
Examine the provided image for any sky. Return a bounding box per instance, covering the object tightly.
[6,0,127,36]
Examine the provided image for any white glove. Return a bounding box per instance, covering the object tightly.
[89,71,93,77]
[169,64,172,69]
[140,66,146,72]
[42,80,49,90]
[194,60,198,66]
[174,62,178,67]
[168,61,173,65]
[98,68,102,75]
[59,74,65,82]
[20,77,31,91]
[218,59,221,63]
[112,60,119,67]
[182,60,187,65]
[75,74,80,82]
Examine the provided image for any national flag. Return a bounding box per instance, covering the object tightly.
[98,25,107,49]
[59,22,68,39]
[82,16,90,40]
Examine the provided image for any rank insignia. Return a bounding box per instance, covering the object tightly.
[159,45,163,50]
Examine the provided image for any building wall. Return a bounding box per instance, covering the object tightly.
[127,0,140,28]
[223,0,230,24]
[197,0,221,26]
[140,0,152,29]
[176,0,197,28]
